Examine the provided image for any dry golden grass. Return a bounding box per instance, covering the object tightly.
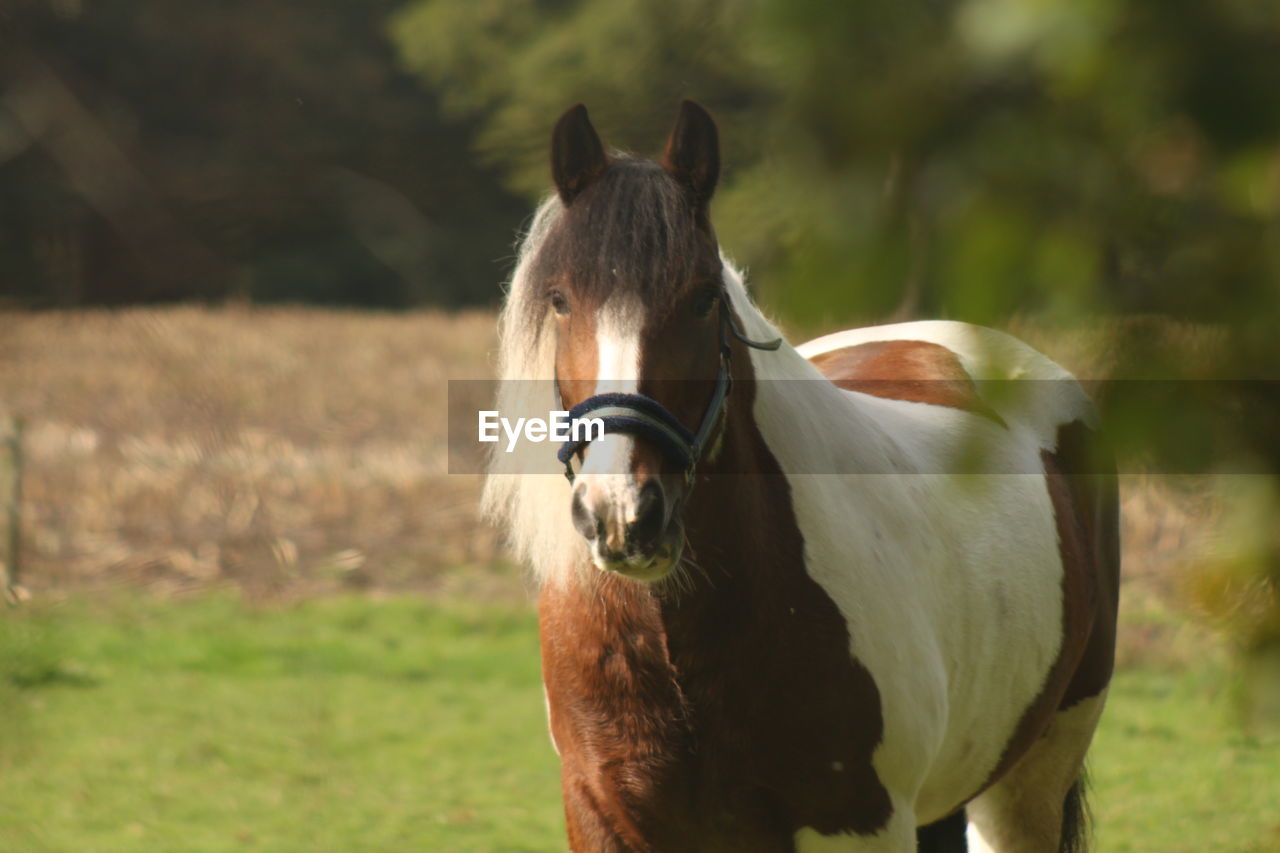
[0,307,1244,666]
[0,307,504,600]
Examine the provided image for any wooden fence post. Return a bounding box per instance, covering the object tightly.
[4,417,22,602]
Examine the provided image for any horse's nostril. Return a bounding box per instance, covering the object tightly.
[627,481,666,552]
[572,481,668,560]
[571,489,597,542]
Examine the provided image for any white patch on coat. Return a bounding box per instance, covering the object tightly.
[574,302,648,563]
[721,263,1096,825]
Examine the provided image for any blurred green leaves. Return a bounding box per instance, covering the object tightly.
[391,0,1280,332]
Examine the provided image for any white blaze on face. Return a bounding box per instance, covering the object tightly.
[574,301,645,562]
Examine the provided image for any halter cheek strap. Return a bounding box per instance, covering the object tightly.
[556,291,780,485]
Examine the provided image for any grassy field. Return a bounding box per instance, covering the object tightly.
[1,307,1276,850]
[0,594,1277,852]
[0,595,563,852]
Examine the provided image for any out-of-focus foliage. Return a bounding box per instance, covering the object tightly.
[1183,476,1280,729]
[0,0,526,306]
[392,0,764,197]
[7,0,1278,322]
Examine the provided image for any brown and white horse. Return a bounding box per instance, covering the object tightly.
[483,101,1119,852]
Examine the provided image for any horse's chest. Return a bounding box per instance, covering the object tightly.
[540,577,897,848]
[668,611,893,838]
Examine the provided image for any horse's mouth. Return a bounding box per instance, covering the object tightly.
[593,523,684,582]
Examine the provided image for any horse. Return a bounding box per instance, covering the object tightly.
[483,100,1119,853]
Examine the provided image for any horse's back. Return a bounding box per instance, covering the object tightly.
[797,320,1095,446]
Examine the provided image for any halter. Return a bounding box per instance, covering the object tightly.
[556,290,782,485]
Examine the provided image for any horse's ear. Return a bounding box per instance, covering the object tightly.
[551,104,609,206]
[661,100,720,211]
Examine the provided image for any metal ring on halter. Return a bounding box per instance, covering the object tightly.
[556,289,781,485]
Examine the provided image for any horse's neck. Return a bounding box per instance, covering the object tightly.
[719,279,891,477]
[662,388,813,626]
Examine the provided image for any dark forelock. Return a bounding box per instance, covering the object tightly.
[525,158,716,331]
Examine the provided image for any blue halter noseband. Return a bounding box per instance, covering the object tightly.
[556,291,782,484]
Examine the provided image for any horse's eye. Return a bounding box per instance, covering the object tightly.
[549,290,570,316]
[692,288,719,319]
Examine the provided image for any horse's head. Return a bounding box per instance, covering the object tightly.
[533,101,732,582]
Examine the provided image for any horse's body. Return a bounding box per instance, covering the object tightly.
[485,102,1118,852]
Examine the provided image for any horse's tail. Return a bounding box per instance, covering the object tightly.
[1060,767,1092,853]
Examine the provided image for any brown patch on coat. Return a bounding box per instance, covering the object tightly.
[539,326,894,852]
[974,420,1119,797]
[808,340,1006,426]
[1056,421,1120,708]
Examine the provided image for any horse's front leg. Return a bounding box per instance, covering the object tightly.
[559,765,656,853]
[560,781,624,852]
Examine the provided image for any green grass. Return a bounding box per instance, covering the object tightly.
[0,595,563,852]
[1,595,1277,852]
[1091,664,1280,852]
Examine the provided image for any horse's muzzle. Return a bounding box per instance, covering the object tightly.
[570,478,682,581]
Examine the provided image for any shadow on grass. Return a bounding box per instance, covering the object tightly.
[0,604,100,691]
[5,666,99,689]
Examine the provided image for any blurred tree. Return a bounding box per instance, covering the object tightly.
[753,0,1280,328]
[392,0,769,196]
[0,0,528,306]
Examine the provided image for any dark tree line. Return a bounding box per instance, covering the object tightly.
[4,0,1279,324]
[0,0,527,307]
